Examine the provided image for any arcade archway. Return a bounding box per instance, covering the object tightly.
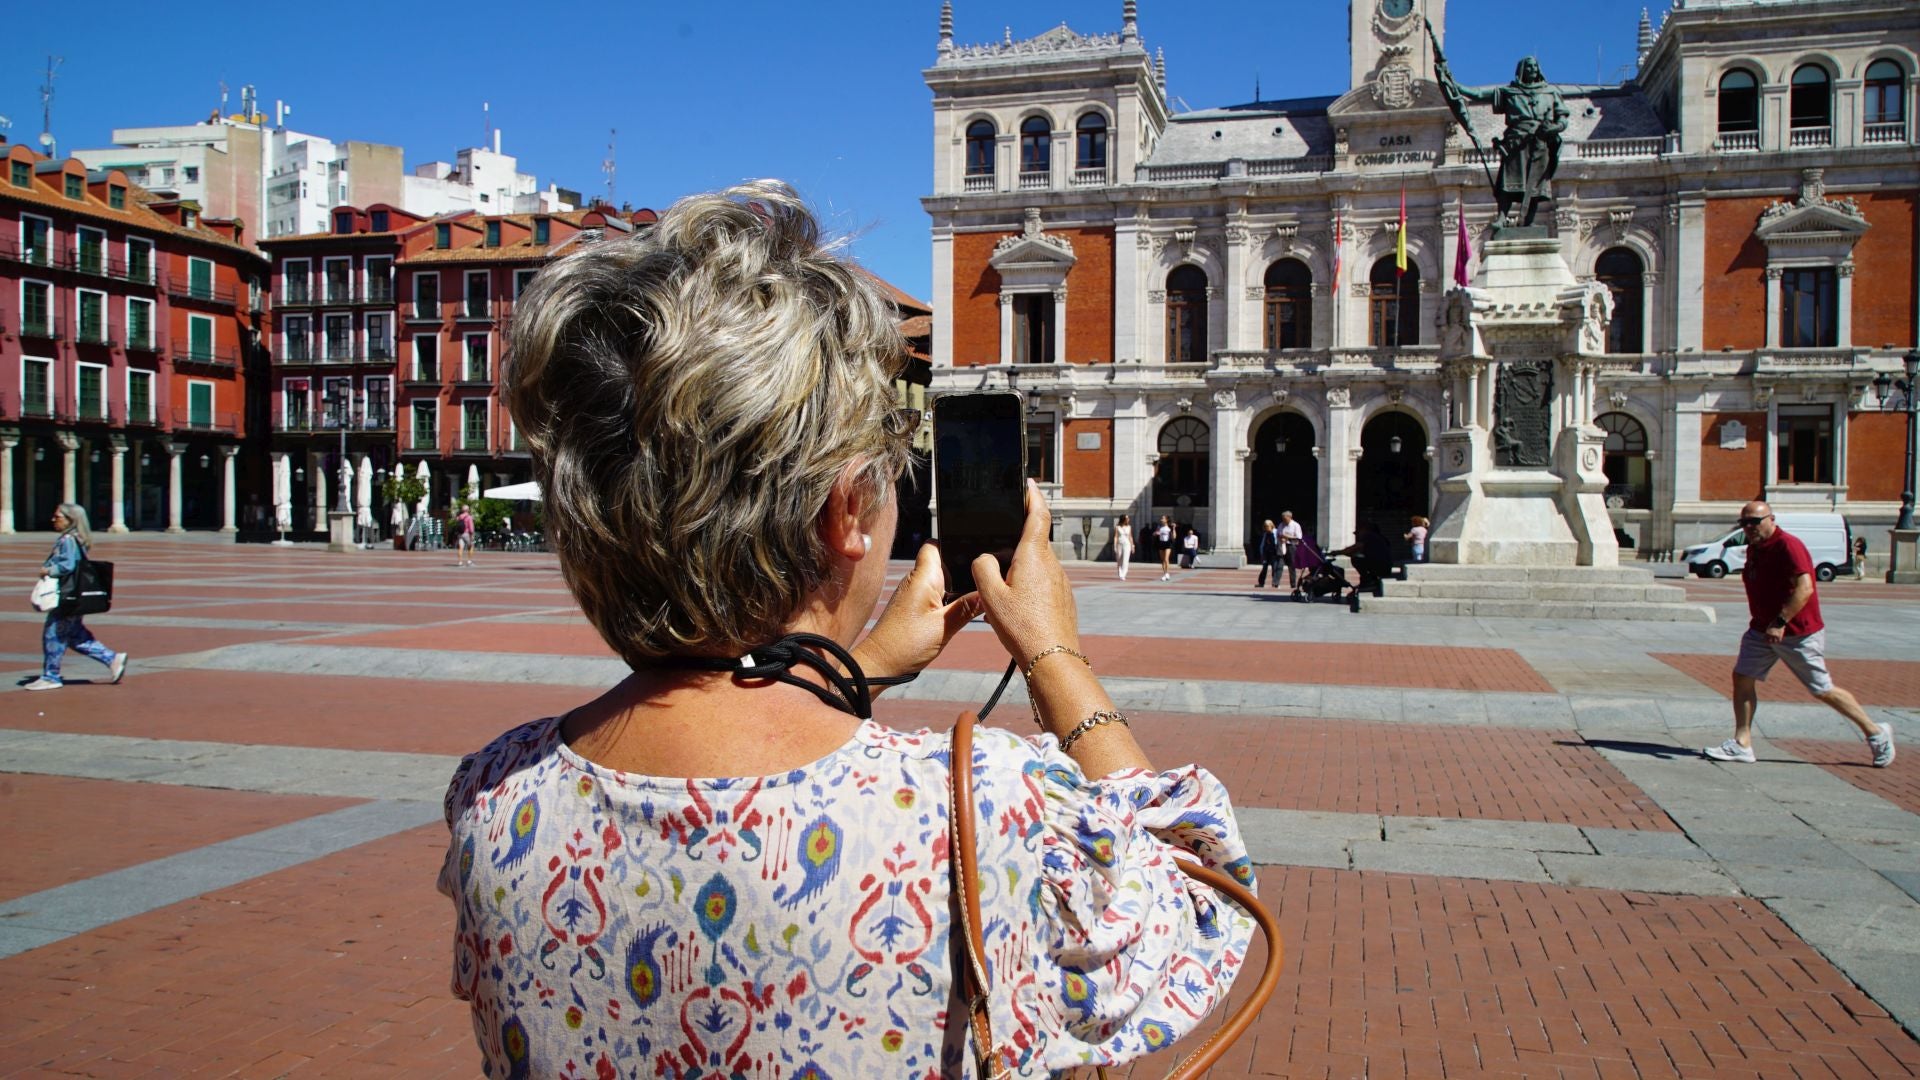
[1250,412,1318,550]
[1355,411,1429,556]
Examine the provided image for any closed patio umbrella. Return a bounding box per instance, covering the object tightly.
[355,456,374,533]
[414,460,431,517]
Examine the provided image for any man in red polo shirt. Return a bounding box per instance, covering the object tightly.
[1704,500,1894,766]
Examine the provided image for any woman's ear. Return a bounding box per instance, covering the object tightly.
[820,467,877,561]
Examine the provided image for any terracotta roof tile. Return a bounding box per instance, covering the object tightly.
[2,151,262,260]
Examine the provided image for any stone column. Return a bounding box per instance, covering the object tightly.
[998,294,1014,366]
[58,432,80,505]
[1836,261,1855,346]
[0,433,16,534]
[1323,386,1357,545]
[163,440,185,533]
[219,445,240,533]
[1673,200,1707,353]
[312,449,329,523]
[108,437,128,532]
[1210,390,1244,565]
[1763,268,1783,348]
[1051,287,1067,366]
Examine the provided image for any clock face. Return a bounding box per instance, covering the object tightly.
[1381,0,1415,17]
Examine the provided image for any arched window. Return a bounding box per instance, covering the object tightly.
[965,120,996,179]
[1865,59,1907,131]
[1368,257,1420,347]
[1790,64,1832,132]
[1019,116,1051,178]
[1153,416,1210,507]
[1075,113,1108,174]
[1165,266,1209,363]
[1263,259,1313,349]
[1595,248,1645,354]
[1595,412,1651,509]
[1718,70,1759,134]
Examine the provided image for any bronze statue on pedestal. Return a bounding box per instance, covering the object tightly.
[1428,22,1569,229]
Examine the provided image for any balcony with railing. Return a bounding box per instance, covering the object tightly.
[404,427,440,453]
[74,319,114,347]
[1715,129,1761,152]
[74,395,111,424]
[172,345,240,371]
[171,408,240,434]
[0,236,55,268]
[1863,120,1908,145]
[457,298,492,322]
[963,173,994,193]
[20,393,54,419]
[167,278,239,308]
[279,286,319,310]
[18,314,62,342]
[1071,166,1108,187]
[125,327,160,354]
[1788,125,1832,149]
[125,400,158,427]
[457,428,492,454]
[1017,170,1050,191]
[408,299,442,323]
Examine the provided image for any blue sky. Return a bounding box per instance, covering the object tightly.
[7,0,1667,300]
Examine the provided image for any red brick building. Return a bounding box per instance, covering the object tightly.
[1,142,268,534]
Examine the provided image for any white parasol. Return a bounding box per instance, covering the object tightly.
[337,458,353,517]
[355,456,374,530]
[483,481,542,500]
[414,460,431,517]
[465,463,480,500]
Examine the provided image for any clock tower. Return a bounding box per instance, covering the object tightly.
[1350,0,1445,106]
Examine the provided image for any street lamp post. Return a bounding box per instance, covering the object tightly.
[1872,350,1919,531]
[1872,351,1920,585]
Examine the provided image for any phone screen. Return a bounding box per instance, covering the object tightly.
[933,392,1026,597]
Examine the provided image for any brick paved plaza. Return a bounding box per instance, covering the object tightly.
[2,536,1918,1078]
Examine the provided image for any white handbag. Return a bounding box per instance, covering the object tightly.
[30,574,60,613]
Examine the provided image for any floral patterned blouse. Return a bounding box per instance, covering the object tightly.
[439,716,1255,1079]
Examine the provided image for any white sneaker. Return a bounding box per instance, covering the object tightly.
[109,652,128,684]
[1160,573,1170,581]
[1703,739,1756,764]
[22,677,62,691]
[1868,723,1895,768]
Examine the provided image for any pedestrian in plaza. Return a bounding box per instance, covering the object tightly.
[24,504,127,692]
[1254,518,1281,588]
[453,503,476,566]
[1334,521,1393,591]
[1279,510,1304,587]
[1180,525,1200,569]
[439,182,1254,1078]
[1155,514,1175,580]
[1113,512,1133,579]
[1704,500,1894,767]
[1851,535,1868,580]
[1406,515,1430,563]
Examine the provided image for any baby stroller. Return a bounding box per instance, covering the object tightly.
[1290,537,1355,606]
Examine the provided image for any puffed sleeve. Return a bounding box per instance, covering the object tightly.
[1026,734,1258,1071]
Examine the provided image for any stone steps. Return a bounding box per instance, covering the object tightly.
[1361,564,1717,622]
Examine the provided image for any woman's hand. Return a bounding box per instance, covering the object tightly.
[972,481,1080,664]
[853,543,980,684]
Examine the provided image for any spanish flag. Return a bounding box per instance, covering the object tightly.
[1396,185,1408,275]
[1332,209,1343,291]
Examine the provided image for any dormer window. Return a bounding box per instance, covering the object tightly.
[534,217,550,245]
[65,175,83,200]
[109,185,126,210]
[436,224,451,249]
[184,208,198,228]
[10,161,27,188]
[334,211,354,235]
[371,210,390,232]
[486,220,501,247]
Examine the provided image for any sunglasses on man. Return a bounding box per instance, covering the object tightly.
[1737,514,1773,528]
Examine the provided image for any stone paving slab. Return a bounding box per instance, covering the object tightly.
[1348,838,1552,882]
[1535,852,1741,895]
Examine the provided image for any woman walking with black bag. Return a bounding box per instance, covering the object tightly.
[24,504,126,692]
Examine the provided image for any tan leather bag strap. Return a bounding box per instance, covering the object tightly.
[948,711,1283,1079]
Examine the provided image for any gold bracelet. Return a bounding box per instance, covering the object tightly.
[1057,710,1128,753]
[1024,645,1090,681]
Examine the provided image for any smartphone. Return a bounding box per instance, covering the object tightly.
[933,391,1027,597]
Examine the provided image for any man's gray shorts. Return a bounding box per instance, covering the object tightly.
[1734,628,1834,694]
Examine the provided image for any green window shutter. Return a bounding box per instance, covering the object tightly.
[80,232,103,274]
[79,368,102,418]
[23,285,48,335]
[80,294,103,341]
[189,383,213,427]
[130,302,150,347]
[131,374,151,422]
[190,318,213,360]
[190,259,213,298]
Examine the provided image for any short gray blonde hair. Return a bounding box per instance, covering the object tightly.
[505,181,908,665]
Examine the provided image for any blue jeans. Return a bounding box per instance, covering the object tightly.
[43,614,116,683]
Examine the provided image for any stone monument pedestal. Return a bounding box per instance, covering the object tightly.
[327,511,358,554]
[1428,234,1619,568]
[1888,528,1920,585]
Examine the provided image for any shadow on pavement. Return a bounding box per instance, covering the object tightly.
[1579,738,1699,760]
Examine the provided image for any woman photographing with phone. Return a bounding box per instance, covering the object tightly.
[440,183,1257,1078]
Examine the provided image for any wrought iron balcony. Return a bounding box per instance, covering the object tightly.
[167,279,239,307]
[19,315,62,341]
[171,408,240,434]
[172,346,240,371]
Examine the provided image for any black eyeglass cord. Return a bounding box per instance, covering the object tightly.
[661,635,1020,723]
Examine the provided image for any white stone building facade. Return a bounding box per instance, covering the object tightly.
[922,0,1920,564]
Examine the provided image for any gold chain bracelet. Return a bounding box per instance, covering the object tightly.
[1023,645,1090,681]
[1057,710,1128,753]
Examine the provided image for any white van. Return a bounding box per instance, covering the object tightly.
[1684,512,1854,581]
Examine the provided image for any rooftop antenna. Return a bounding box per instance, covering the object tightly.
[602,128,617,205]
[482,101,491,149]
[39,55,63,158]
[220,80,229,116]
[1255,73,1261,102]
